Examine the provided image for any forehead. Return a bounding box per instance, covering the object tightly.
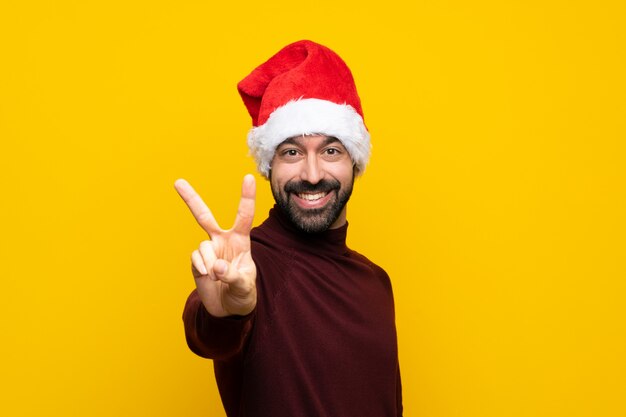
[277,135,343,149]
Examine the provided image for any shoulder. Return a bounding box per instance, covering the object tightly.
[348,249,389,275]
[249,224,295,278]
[347,249,394,294]
[251,223,287,254]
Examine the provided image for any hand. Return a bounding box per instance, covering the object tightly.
[174,175,257,317]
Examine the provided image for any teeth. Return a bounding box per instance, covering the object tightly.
[298,192,327,201]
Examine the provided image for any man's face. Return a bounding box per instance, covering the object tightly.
[270,135,355,233]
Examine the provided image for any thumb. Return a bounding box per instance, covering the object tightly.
[213,259,238,283]
[213,259,228,277]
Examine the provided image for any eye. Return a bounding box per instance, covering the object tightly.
[278,147,302,161]
[322,146,344,160]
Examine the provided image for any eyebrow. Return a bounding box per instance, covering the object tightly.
[279,136,341,148]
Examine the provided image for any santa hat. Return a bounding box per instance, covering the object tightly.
[237,40,371,178]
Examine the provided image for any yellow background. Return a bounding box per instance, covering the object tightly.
[1,1,625,416]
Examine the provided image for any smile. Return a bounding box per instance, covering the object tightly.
[297,192,328,201]
[291,190,335,209]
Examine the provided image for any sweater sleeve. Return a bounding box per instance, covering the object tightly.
[396,363,403,416]
[182,289,255,360]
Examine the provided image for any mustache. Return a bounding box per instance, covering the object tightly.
[284,179,340,194]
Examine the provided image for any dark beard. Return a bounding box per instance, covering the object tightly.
[271,177,354,234]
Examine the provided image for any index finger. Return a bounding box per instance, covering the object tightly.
[232,174,256,234]
[174,179,220,235]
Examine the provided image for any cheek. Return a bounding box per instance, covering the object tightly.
[270,164,298,188]
[269,171,289,195]
[269,176,280,194]
[330,162,355,186]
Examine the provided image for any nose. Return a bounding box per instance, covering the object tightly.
[300,154,325,184]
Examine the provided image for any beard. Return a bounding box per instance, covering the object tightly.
[271,175,354,234]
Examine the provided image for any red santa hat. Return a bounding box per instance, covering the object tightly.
[237,40,371,178]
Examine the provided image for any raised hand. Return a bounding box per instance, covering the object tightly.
[174,175,257,318]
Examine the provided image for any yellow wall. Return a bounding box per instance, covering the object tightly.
[1,1,625,416]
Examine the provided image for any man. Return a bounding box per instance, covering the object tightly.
[175,40,402,417]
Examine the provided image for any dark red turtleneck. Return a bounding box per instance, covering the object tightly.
[183,206,402,416]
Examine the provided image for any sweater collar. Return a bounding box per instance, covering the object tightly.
[262,205,349,254]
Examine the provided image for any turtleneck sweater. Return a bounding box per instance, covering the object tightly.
[183,206,402,417]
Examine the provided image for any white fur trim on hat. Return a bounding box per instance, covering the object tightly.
[247,98,371,178]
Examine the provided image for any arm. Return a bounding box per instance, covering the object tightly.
[175,175,258,356]
[396,362,403,416]
[174,175,257,318]
[183,289,255,360]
